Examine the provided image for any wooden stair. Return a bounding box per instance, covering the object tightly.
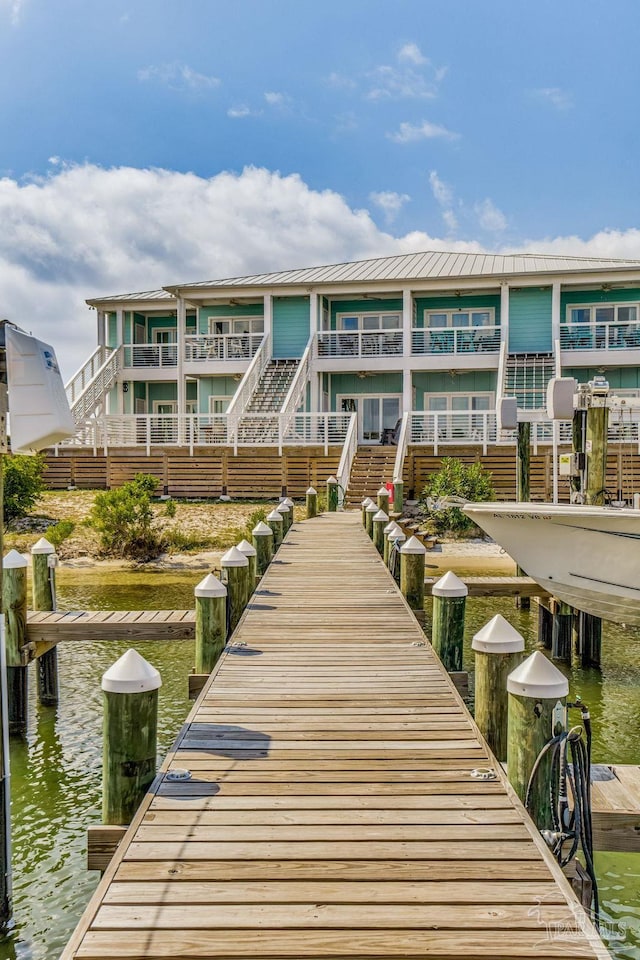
[346,445,397,506]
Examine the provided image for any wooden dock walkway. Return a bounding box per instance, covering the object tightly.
[61,512,607,960]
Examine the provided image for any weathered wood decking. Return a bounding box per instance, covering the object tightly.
[61,512,608,960]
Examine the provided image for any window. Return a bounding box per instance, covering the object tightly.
[209,396,231,414]
[424,309,494,328]
[425,392,494,440]
[208,316,264,335]
[337,312,401,330]
[568,303,639,325]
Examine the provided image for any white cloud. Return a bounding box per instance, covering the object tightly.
[367,64,439,101]
[388,120,459,144]
[475,198,508,232]
[227,105,258,118]
[137,62,220,91]
[531,87,573,111]
[429,170,457,231]
[398,42,427,66]
[369,191,411,223]
[0,0,23,24]
[264,91,291,108]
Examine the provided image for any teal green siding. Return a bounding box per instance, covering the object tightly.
[107,313,118,348]
[414,295,500,328]
[563,367,640,390]
[123,312,133,345]
[412,371,497,411]
[273,296,310,358]
[330,299,402,331]
[508,288,552,352]
[329,372,402,410]
[197,376,240,413]
[148,382,177,405]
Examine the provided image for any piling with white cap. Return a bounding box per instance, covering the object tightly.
[266,508,284,551]
[507,651,569,828]
[472,615,524,762]
[237,538,258,589]
[221,546,250,635]
[101,648,161,825]
[3,550,28,734]
[400,536,427,613]
[306,486,318,519]
[377,485,390,512]
[365,501,378,538]
[392,477,403,515]
[431,571,468,672]
[252,521,274,575]
[281,497,295,531]
[194,573,227,673]
[276,501,291,536]
[372,509,389,557]
[388,529,406,581]
[326,476,338,512]
[361,497,374,527]
[383,520,400,566]
[31,537,59,706]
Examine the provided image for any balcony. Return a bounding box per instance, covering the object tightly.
[122,343,177,368]
[411,325,501,355]
[316,330,403,358]
[184,333,264,362]
[560,321,640,352]
[409,411,497,453]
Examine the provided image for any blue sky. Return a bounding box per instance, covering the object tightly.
[2,0,640,371]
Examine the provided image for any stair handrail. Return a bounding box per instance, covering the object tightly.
[225,334,271,445]
[392,410,410,486]
[68,347,122,422]
[279,335,314,425]
[65,346,113,405]
[335,412,358,508]
[553,336,562,377]
[497,338,508,405]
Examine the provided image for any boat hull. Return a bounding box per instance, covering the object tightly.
[463,502,640,625]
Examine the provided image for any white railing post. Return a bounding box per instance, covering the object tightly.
[324,415,329,455]
[278,415,283,456]
[392,411,410,488]
[483,412,488,455]
[434,413,439,455]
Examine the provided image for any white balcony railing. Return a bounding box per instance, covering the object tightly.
[559,321,640,351]
[411,325,501,355]
[184,333,263,362]
[316,330,403,358]
[409,411,497,454]
[122,343,178,367]
[226,335,271,445]
[335,413,358,507]
[65,346,114,406]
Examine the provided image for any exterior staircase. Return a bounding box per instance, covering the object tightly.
[503,352,556,412]
[65,346,120,423]
[236,359,299,443]
[345,445,398,506]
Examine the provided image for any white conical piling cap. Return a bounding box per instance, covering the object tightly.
[306,487,317,496]
[281,497,294,508]
[400,535,428,557]
[373,509,389,523]
[31,537,55,555]
[377,486,389,497]
[236,538,257,557]
[102,648,162,694]
[361,497,374,507]
[195,573,227,598]
[252,521,273,537]
[327,476,337,484]
[472,614,525,654]
[383,520,396,534]
[220,546,249,567]
[276,502,290,514]
[432,569,467,596]
[393,476,403,485]
[391,530,406,542]
[267,509,284,523]
[3,549,27,569]
[366,502,379,514]
[507,650,569,699]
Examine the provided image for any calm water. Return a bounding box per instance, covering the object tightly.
[0,564,639,959]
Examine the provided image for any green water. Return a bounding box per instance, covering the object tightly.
[1,565,639,959]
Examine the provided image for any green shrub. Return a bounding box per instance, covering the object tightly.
[244,508,267,538]
[46,519,75,549]
[90,474,163,559]
[419,458,494,536]
[3,454,46,526]
[164,499,177,518]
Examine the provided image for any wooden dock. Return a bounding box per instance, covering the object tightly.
[425,575,551,598]
[61,512,608,960]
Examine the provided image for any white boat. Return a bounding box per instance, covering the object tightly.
[462,501,640,625]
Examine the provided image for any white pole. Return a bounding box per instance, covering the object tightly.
[552,420,559,504]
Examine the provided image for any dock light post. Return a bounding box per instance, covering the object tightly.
[431,571,468,672]
[275,501,291,535]
[31,537,59,706]
[392,477,403,515]
[372,509,389,557]
[221,546,250,635]
[377,485,390,512]
[365,501,378,538]
[326,476,338,512]
[2,550,28,736]
[236,539,258,591]
[472,615,524,762]
[194,574,227,674]
[252,521,273,575]
[266,509,284,551]
[400,536,427,613]
[361,497,374,526]
[507,651,568,829]
[101,648,161,825]
[306,487,318,519]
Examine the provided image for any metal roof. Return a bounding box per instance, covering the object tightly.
[86,289,174,306]
[167,249,640,292]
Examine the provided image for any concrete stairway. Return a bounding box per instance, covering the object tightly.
[236,359,299,443]
[345,445,397,506]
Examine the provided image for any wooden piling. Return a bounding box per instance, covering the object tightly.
[392,478,403,515]
[306,487,317,519]
[585,400,608,505]
[365,502,378,538]
[326,476,338,512]
[194,574,227,674]
[400,536,427,614]
[376,486,390,513]
[537,600,553,650]
[431,570,468,672]
[515,422,531,610]
[472,615,524,763]
[551,600,572,662]
[372,509,388,557]
[383,521,400,566]
[31,537,59,706]
[3,550,28,735]
[101,649,161,825]
[361,497,373,527]
[252,521,273,576]
[388,530,405,582]
[237,539,258,591]
[575,610,602,668]
[507,651,568,830]
[266,509,284,551]
[221,546,250,635]
[276,502,291,536]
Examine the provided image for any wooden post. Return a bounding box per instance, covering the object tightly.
[266,509,284,551]
[276,501,291,536]
[101,649,160,825]
[388,530,405,582]
[578,611,602,669]
[431,570,468,672]
[194,574,227,674]
[221,546,250,636]
[472,615,524,763]
[551,600,572,662]
[537,600,553,650]
[3,550,28,736]
[383,521,400,566]
[515,421,531,610]
[326,476,338,512]
[571,409,585,502]
[361,497,373,526]
[507,651,568,830]
[372,509,388,557]
[400,536,427,612]
[281,497,295,525]
[376,486,390,513]
[392,478,403,515]
[252,521,273,576]
[365,502,378,538]
[306,487,317,519]
[31,537,59,706]
[237,539,258,591]
[585,399,608,505]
